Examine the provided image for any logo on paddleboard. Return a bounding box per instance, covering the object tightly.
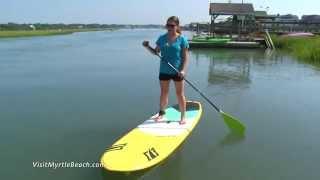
[143,147,159,161]
[105,143,127,152]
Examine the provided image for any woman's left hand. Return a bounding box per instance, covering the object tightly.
[178,71,185,78]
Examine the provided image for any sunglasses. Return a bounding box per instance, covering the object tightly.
[166,24,177,28]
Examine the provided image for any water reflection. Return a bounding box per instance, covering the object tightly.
[156,149,183,180]
[100,169,144,180]
[219,132,246,147]
[190,49,285,88]
[207,56,251,87]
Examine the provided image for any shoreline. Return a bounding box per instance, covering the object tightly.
[0,28,116,39]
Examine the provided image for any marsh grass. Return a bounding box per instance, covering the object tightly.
[0,28,112,38]
[272,35,320,65]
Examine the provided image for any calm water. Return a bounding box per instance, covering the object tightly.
[1,30,320,180]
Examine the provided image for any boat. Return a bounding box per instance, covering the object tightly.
[192,36,231,44]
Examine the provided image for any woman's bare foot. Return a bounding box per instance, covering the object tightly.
[151,110,166,122]
[179,118,186,125]
[151,113,163,122]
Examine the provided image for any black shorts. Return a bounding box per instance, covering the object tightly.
[159,73,183,81]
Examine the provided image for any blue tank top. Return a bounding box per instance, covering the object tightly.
[156,33,189,74]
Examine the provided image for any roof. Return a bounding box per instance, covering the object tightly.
[210,3,254,15]
[254,11,277,20]
[254,11,267,17]
[279,14,299,20]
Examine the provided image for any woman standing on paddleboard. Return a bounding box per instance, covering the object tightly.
[143,16,189,125]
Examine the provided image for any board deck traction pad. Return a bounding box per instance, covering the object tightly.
[101,101,202,172]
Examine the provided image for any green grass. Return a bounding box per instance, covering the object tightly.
[0,28,114,38]
[272,35,320,65]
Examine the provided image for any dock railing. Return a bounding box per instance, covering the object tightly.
[264,29,275,49]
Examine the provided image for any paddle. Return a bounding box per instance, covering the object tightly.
[143,42,246,134]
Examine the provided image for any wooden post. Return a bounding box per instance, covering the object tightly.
[197,23,200,34]
[211,15,218,37]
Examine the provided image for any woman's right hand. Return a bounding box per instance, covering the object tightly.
[142,41,149,47]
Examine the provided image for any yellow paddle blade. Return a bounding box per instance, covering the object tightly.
[221,111,246,134]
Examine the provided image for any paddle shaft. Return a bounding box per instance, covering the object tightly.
[153,53,221,113]
[144,44,246,133]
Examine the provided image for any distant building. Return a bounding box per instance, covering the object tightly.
[301,15,320,23]
[189,22,210,33]
[190,3,320,35]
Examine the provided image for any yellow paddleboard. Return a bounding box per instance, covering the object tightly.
[100,101,202,172]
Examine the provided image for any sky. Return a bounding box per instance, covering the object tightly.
[0,0,319,24]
